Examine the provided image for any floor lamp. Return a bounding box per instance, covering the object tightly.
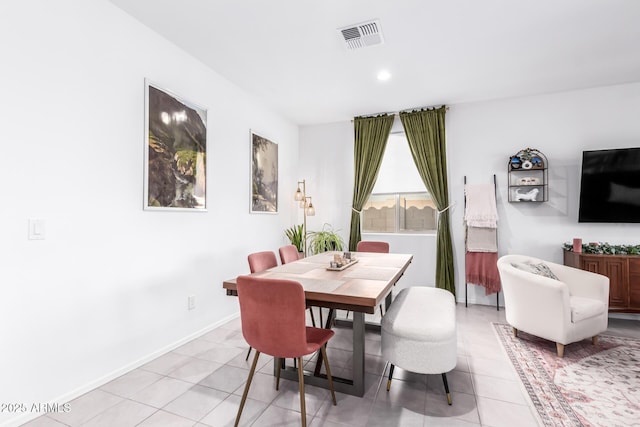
[294,179,315,256]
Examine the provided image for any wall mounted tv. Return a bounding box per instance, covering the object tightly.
[578,147,640,223]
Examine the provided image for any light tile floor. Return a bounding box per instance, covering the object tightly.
[22,305,639,427]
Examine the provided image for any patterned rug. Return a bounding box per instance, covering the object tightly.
[493,323,640,427]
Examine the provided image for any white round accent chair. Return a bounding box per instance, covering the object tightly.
[497,254,609,357]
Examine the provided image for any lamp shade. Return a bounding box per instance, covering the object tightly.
[306,202,315,216]
[294,187,303,201]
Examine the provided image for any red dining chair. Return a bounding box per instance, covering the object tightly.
[356,240,390,253]
[244,251,279,361]
[235,276,337,427]
[279,245,318,328]
[247,251,278,273]
[356,241,390,316]
[279,244,300,264]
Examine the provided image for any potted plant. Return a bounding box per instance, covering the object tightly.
[284,224,305,254]
[308,223,344,255]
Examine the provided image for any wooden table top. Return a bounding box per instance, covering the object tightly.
[223,251,413,314]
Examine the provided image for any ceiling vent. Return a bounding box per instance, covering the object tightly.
[338,20,384,50]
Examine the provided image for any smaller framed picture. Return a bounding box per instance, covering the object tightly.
[250,131,278,213]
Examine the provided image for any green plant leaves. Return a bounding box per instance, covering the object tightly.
[309,224,344,255]
[563,242,640,255]
[284,224,304,252]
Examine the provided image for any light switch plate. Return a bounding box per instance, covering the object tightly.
[28,219,46,240]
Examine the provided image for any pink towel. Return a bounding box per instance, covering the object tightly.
[465,252,501,295]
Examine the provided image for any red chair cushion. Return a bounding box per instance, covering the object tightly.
[247,251,278,273]
[237,276,334,358]
[279,245,300,264]
[356,241,390,253]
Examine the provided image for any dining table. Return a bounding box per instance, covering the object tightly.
[222,250,413,397]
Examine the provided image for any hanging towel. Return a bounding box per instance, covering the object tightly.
[464,184,498,228]
[465,252,501,295]
[466,226,498,252]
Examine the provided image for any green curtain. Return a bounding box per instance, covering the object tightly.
[399,106,455,296]
[349,115,394,251]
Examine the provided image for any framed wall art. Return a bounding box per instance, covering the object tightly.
[250,131,278,213]
[144,79,207,211]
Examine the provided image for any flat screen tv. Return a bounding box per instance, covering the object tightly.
[578,147,640,223]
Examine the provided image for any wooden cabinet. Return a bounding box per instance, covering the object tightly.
[563,250,640,313]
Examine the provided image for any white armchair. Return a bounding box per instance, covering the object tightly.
[497,254,609,357]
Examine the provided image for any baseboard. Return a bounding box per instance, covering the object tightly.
[609,312,640,321]
[1,312,240,427]
[457,297,504,309]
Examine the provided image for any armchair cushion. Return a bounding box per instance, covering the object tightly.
[570,296,606,323]
[511,261,559,280]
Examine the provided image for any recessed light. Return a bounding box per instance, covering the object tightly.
[377,70,391,81]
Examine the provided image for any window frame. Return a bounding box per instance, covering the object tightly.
[361,191,437,235]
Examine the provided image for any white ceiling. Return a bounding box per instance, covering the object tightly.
[109,0,640,126]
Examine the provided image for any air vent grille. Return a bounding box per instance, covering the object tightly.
[338,20,384,50]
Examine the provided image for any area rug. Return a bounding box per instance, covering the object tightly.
[493,323,640,427]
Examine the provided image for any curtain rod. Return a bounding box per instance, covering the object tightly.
[352,105,449,121]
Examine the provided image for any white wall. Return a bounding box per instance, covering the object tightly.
[0,1,299,425]
[298,122,353,240]
[448,83,640,305]
[299,82,640,307]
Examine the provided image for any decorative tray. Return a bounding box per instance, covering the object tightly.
[326,258,359,271]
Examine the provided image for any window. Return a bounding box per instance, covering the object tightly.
[362,131,436,234]
[362,192,436,233]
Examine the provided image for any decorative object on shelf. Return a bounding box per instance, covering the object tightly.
[562,242,640,255]
[144,79,207,211]
[573,238,582,253]
[514,188,539,201]
[517,177,540,185]
[508,148,548,203]
[294,179,316,256]
[510,156,522,169]
[510,147,545,169]
[531,156,544,168]
[251,131,278,213]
